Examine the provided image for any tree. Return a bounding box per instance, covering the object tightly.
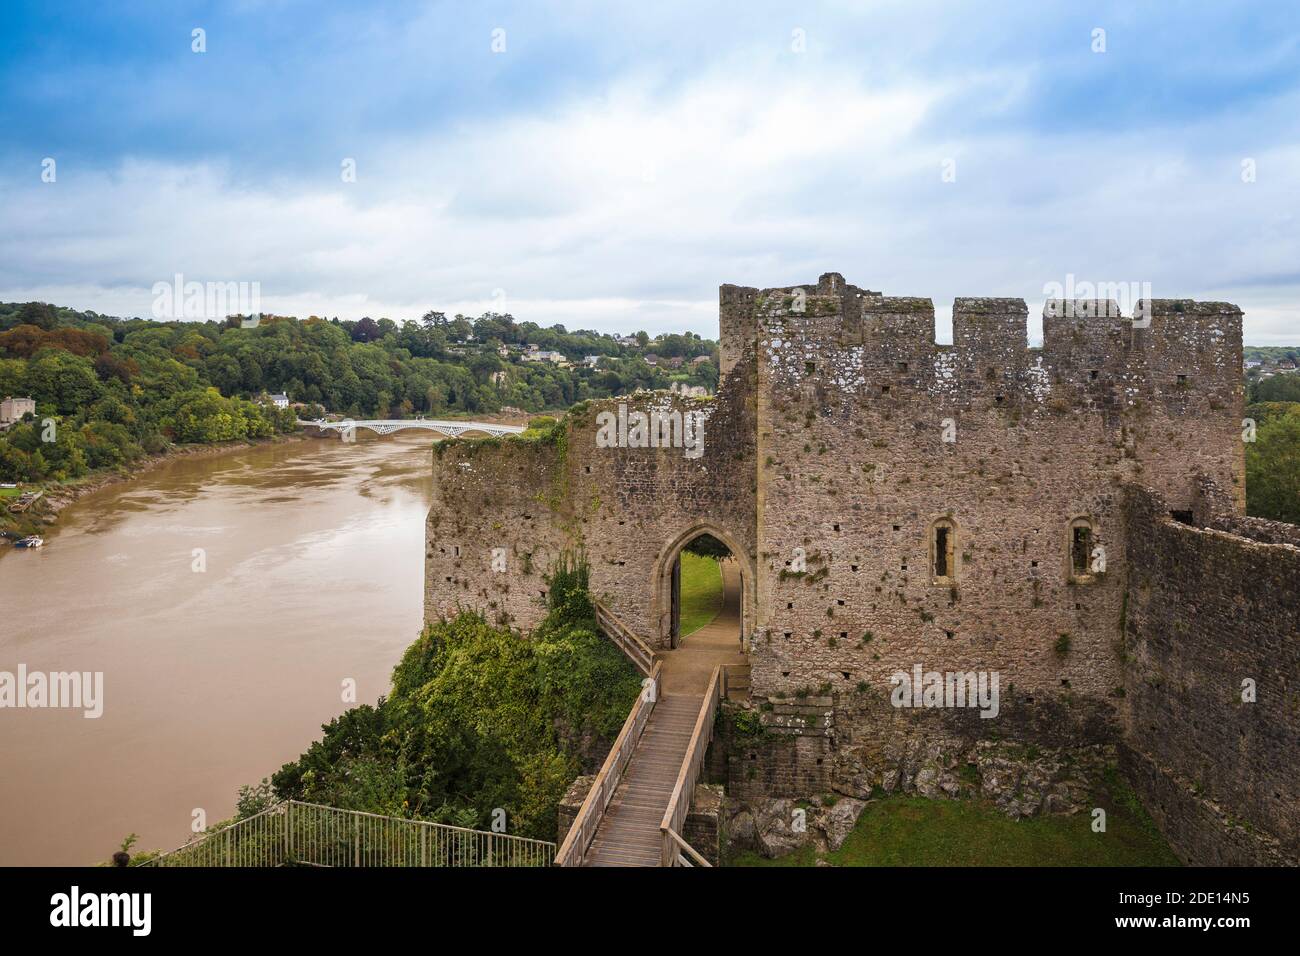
[16,302,58,331]
[1246,409,1300,524]
[351,317,382,343]
[24,351,103,414]
[1250,375,1300,403]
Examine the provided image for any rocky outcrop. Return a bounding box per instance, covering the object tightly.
[728,794,867,859]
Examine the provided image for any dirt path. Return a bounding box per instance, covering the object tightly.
[658,557,746,695]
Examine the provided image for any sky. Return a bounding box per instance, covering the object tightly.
[1,0,1298,343]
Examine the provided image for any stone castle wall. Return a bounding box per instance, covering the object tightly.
[751,273,1242,706]
[422,272,1295,866]
[424,284,760,647]
[424,436,568,628]
[1122,481,1300,865]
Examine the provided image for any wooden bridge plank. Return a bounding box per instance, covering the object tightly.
[582,692,705,867]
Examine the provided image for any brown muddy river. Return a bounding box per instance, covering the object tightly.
[0,434,435,865]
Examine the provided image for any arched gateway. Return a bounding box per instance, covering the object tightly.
[651,522,755,651]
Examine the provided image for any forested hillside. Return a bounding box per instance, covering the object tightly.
[0,300,717,483]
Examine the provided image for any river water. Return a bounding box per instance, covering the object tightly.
[0,434,434,866]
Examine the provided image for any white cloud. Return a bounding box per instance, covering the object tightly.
[2,58,1297,343]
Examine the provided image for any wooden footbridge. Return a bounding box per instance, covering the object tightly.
[558,562,748,866]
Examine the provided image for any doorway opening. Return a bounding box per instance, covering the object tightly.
[670,533,735,648]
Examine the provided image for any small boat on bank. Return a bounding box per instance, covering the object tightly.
[14,535,44,548]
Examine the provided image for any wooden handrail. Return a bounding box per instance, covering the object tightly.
[664,826,711,867]
[555,660,662,866]
[593,600,656,676]
[658,665,726,866]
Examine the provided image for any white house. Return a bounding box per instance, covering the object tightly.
[268,393,290,409]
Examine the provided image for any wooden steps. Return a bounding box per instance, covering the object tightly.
[584,694,703,867]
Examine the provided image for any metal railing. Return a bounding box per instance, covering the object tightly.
[593,600,657,676]
[660,665,726,867]
[144,800,555,867]
[555,660,662,866]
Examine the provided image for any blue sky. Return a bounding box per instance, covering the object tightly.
[2,0,1298,342]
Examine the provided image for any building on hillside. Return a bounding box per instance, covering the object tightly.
[268,393,290,409]
[523,349,570,367]
[584,355,603,367]
[0,396,36,425]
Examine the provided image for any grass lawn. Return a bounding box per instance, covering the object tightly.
[729,770,1181,867]
[0,486,22,498]
[678,552,723,637]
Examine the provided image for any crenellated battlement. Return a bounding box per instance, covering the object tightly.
[731,273,1243,417]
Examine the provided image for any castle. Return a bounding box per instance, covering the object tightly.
[425,273,1298,865]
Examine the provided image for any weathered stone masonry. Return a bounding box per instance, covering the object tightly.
[1122,478,1299,865]
[426,272,1296,864]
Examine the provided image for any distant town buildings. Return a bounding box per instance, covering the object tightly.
[1244,354,1299,379]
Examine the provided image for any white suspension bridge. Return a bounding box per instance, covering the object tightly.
[302,419,527,439]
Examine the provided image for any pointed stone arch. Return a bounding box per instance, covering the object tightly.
[650,521,755,651]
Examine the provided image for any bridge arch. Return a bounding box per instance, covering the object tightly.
[650,521,754,652]
[302,419,525,439]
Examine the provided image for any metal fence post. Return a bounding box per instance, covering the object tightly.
[285,801,293,864]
